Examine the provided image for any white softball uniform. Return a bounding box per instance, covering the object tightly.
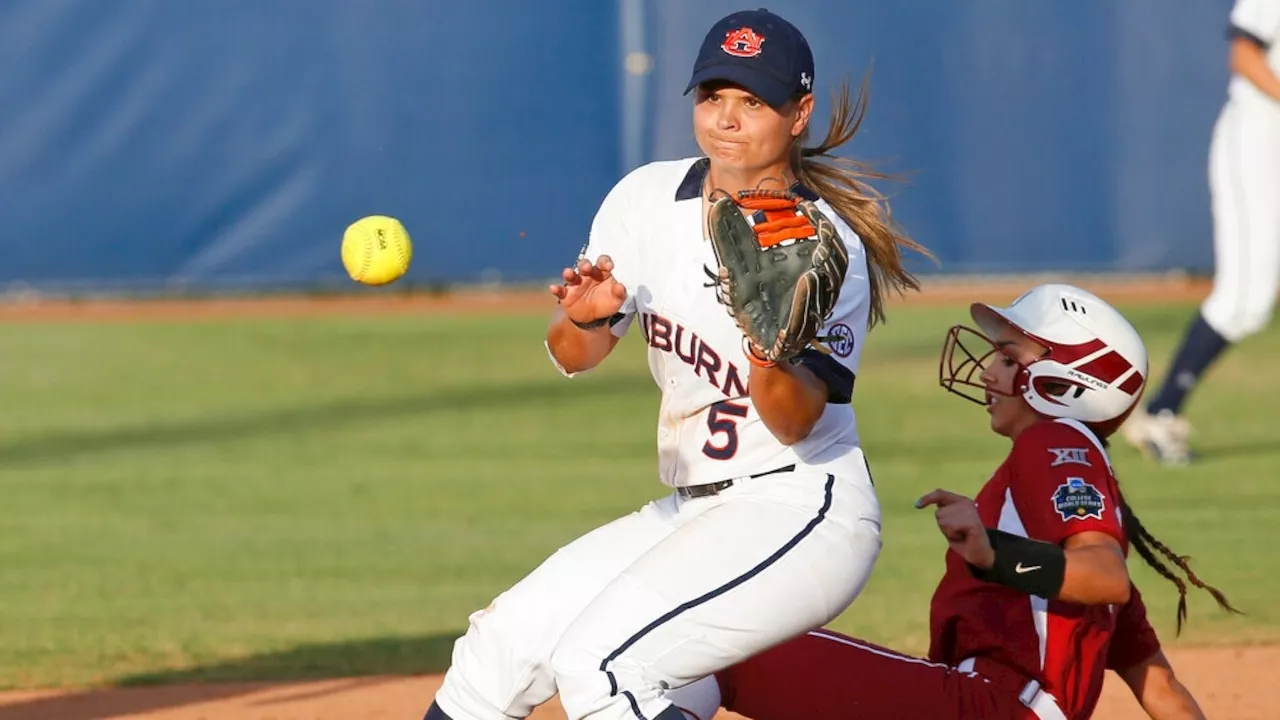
[1202,0,1280,342]
[432,157,882,720]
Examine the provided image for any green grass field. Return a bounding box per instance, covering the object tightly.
[1,299,1276,690]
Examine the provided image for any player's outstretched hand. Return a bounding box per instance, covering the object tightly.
[550,255,627,324]
[916,489,995,570]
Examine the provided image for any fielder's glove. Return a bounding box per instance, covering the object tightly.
[707,189,849,363]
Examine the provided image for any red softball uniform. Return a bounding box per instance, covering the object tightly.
[715,419,1163,720]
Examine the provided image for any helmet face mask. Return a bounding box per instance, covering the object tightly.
[939,324,1019,406]
[938,284,1149,438]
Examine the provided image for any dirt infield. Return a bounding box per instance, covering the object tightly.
[0,275,1212,323]
[0,645,1273,719]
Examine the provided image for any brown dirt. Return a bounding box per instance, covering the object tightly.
[0,645,1271,719]
[0,275,1211,324]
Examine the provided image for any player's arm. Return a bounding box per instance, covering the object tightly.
[546,308,622,375]
[1230,34,1280,101]
[1057,531,1130,604]
[546,256,627,375]
[969,424,1132,603]
[916,492,1131,605]
[1105,586,1205,719]
[747,353,829,446]
[1228,0,1280,101]
[1118,650,1206,720]
[545,175,637,376]
[749,224,861,445]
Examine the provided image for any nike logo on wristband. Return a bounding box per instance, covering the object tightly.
[1015,563,1042,574]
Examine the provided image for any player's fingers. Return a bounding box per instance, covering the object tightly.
[577,258,597,278]
[549,284,567,299]
[936,505,980,532]
[936,510,985,548]
[562,267,582,284]
[935,496,980,522]
[596,255,614,273]
[932,504,965,530]
[915,489,966,509]
[932,513,968,543]
[934,521,974,547]
[610,281,628,300]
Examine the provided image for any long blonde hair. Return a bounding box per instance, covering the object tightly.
[791,73,934,327]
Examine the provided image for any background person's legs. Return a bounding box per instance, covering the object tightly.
[1123,99,1280,466]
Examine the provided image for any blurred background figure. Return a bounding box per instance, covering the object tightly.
[1122,0,1280,467]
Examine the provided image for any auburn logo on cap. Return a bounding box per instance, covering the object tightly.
[721,27,765,57]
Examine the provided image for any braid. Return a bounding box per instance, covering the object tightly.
[1133,513,1242,618]
[1121,506,1190,633]
[1119,497,1243,635]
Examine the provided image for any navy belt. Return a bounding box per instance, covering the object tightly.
[676,464,796,499]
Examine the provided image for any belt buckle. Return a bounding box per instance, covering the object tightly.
[1018,679,1042,707]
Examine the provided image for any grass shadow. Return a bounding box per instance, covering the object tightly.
[0,633,459,719]
[1194,440,1280,463]
[0,374,654,468]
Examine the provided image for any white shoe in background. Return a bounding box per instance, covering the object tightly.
[1120,408,1193,467]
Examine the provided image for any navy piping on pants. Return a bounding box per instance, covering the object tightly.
[598,474,837,720]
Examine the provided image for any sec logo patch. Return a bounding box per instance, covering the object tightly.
[826,323,856,358]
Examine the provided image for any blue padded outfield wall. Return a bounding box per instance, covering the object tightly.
[0,0,1233,292]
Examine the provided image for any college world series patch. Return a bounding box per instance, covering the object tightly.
[1051,478,1106,521]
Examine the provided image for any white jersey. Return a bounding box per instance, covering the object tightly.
[553,157,872,488]
[1228,0,1280,105]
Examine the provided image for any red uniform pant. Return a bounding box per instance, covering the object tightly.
[714,629,1041,720]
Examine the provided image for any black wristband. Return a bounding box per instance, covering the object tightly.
[968,528,1067,599]
[571,315,614,331]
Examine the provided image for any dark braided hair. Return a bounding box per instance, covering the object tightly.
[1098,436,1243,634]
[1117,497,1242,634]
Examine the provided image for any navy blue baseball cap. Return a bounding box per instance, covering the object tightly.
[684,8,815,109]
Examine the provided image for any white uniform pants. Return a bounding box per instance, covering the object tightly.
[432,455,882,720]
[1201,95,1280,342]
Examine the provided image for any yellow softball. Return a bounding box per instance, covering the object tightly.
[341,215,413,286]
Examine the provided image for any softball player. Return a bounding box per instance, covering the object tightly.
[1122,0,1280,466]
[422,8,929,720]
[668,285,1237,720]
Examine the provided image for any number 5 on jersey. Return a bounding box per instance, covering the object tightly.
[702,400,749,460]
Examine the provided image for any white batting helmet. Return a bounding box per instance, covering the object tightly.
[941,284,1149,437]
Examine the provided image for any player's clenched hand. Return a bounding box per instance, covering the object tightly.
[916,489,996,570]
[549,255,627,324]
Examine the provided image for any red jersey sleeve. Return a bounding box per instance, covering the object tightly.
[1005,420,1125,547]
[1106,583,1163,671]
